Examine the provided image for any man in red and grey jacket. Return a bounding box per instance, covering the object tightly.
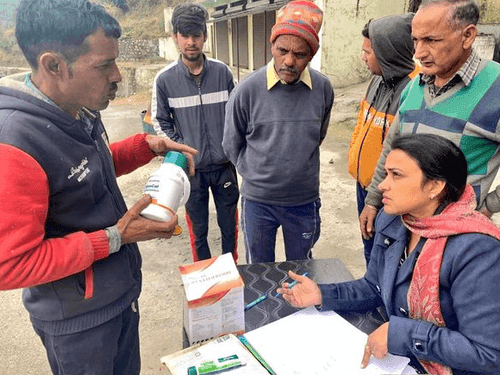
[0,1,197,374]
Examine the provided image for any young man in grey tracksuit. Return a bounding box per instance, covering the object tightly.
[152,3,239,262]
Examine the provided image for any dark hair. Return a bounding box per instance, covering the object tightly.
[391,134,468,203]
[361,20,371,38]
[171,3,208,36]
[16,0,121,69]
[423,0,480,26]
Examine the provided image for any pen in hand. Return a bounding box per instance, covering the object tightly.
[274,271,309,298]
[244,294,267,311]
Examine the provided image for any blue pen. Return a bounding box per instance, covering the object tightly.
[244,294,267,311]
[274,272,309,298]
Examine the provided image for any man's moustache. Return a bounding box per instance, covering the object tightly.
[279,67,299,74]
[110,82,118,91]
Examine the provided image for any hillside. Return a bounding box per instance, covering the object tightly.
[98,0,173,38]
[0,0,182,66]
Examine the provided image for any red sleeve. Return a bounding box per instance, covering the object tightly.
[0,144,110,290]
[110,133,156,177]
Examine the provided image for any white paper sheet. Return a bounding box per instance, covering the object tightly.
[244,307,411,375]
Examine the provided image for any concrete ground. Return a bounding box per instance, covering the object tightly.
[6,79,497,374]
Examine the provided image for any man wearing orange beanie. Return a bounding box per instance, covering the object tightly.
[223,0,334,263]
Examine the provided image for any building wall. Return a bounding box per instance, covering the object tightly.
[321,0,410,87]
[475,0,500,41]
[159,37,178,61]
[417,0,500,24]
[480,0,500,23]
[204,0,500,87]
[211,10,278,82]
[159,7,178,61]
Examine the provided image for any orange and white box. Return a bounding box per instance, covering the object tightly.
[179,253,245,346]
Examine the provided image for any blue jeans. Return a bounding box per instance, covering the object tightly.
[33,302,140,375]
[356,182,375,266]
[241,197,321,263]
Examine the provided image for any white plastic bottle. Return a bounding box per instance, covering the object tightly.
[140,151,191,233]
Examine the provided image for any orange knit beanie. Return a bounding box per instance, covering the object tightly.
[270,0,323,56]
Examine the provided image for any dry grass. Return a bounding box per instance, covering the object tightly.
[119,5,166,39]
[105,1,167,39]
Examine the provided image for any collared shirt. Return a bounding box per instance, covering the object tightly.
[266,59,312,90]
[24,73,94,134]
[419,49,480,98]
[24,73,59,107]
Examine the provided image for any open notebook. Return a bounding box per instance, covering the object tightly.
[162,307,416,374]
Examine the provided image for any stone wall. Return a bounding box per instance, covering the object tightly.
[116,62,171,98]
[117,38,160,61]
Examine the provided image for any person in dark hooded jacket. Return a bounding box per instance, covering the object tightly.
[348,13,420,266]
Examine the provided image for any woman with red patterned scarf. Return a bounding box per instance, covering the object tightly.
[278,134,500,375]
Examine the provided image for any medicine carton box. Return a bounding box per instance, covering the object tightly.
[179,253,245,346]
